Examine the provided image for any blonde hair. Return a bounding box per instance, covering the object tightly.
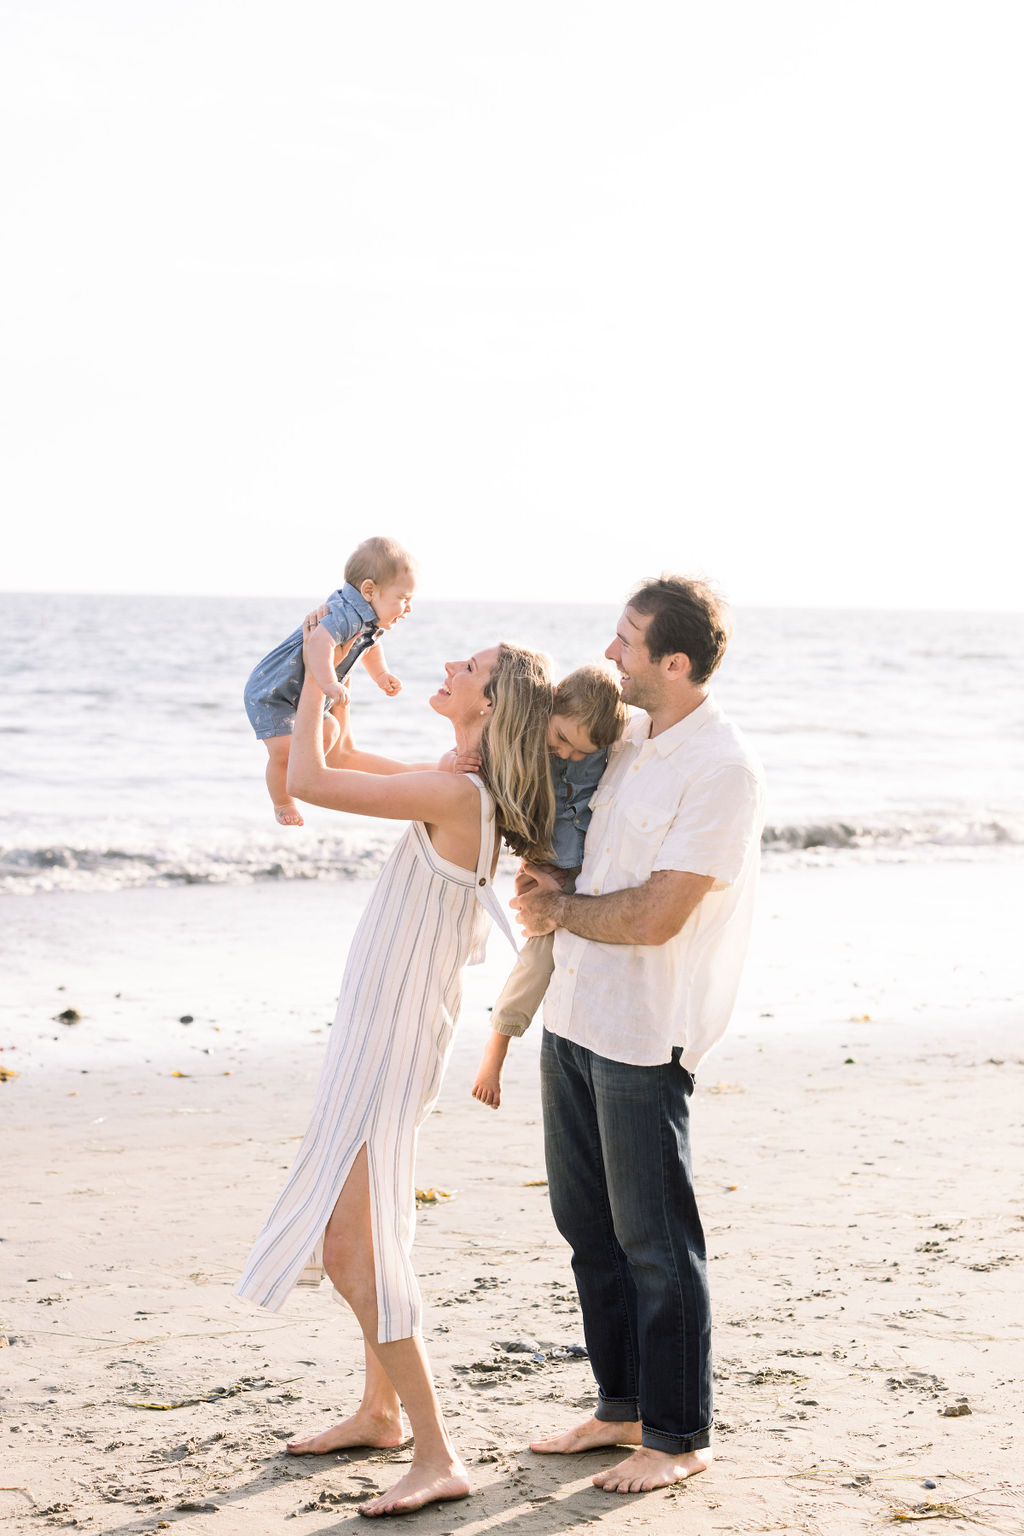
[479,643,556,862]
[344,536,416,589]
[555,664,628,750]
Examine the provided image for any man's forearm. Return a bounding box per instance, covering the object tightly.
[540,886,658,946]
[523,869,714,946]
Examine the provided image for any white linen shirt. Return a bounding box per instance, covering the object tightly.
[543,694,765,1073]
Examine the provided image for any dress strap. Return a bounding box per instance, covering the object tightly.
[465,774,518,953]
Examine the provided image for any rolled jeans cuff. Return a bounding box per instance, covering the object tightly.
[594,1393,639,1424]
[641,1421,713,1454]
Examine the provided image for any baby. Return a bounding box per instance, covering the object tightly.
[244,536,416,826]
[472,664,628,1108]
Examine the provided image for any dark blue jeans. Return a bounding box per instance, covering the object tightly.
[540,1029,712,1453]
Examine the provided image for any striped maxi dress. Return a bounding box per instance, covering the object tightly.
[235,775,516,1342]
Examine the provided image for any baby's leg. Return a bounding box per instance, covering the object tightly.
[264,736,303,826]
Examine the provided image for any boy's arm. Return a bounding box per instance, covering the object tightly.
[472,1030,511,1110]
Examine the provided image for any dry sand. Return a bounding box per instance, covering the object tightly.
[2,860,1023,1535]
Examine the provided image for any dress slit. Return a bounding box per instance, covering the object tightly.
[236,777,517,1341]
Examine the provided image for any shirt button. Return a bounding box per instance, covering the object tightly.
[605,846,611,853]
[592,887,599,894]
[478,878,486,887]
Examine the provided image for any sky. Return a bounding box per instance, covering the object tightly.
[2,1,1022,610]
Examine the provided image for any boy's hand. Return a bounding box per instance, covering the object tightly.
[472,1073,502,1110]
[453,748,483,775]
[377,672,402,697]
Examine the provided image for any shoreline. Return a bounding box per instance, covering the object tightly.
[2,860,1023,1532]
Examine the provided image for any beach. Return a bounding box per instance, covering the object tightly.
[2,859,1022,1535]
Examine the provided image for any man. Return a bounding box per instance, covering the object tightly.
[512,576,765,1495]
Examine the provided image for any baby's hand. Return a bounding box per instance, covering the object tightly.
[378,672,402,697]
[323,679,351,705]
[453,748,483,775]
[472,1072,502,1110]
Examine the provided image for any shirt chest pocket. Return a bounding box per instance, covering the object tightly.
[616,801,672,881]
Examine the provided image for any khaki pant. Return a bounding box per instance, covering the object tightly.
[491,869,577,1037]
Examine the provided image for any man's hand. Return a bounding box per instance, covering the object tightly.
[452,747,483,775]
[511,863,565,938]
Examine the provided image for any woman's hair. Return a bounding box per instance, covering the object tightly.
[479,643,556,862]
[554,664,628,750]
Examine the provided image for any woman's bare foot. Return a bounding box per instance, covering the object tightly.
[529,1415,642,1454]
[275,801,304,827]
[285,1409,405,1455]
[592,1445,711,1492]
[358,1456,470,1518]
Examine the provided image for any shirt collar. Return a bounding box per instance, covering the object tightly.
[632,693,721,756]
[341,581,380,628]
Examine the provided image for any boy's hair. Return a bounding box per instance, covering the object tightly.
[554,664,628,750]
[628,576,731,687]
[344,536,416,589]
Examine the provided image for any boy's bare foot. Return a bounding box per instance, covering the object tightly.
[285,1409,405,1455]
[275,802,304,827]
[359,1457,470,1518]
[529,1416,642,1454]
[592,1445,711,1492]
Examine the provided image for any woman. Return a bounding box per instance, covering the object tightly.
[237,624,555,1518]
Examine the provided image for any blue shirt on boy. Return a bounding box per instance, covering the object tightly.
[550,748,608,869]
[243,582,380,740]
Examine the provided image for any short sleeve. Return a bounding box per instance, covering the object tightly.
[652,764,763,887]
[320,595,361,646]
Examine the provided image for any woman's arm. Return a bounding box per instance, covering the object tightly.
[287,668,475,823]
[327,688,453,776]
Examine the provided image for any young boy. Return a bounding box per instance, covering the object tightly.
[244,536,416,826]
[472,664,627,1108]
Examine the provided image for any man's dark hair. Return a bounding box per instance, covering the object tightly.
[628,576,732,687]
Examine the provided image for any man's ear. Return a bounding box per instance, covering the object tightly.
[663,651,692,681]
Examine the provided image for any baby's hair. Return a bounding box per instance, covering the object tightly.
[345,536,417,589]
[554,665,628,750]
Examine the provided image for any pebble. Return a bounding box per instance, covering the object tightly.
[179,1015,194,1024]
[56,1008,81,1025]
[923,1480,937,1489]
[499,1338,541,1353]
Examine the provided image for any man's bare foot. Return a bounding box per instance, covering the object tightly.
[529,1415,642,1454]
[592,1445,711,1493]
[275,802,304,827]
[358,1457,470,1518]
[285,1409,405,1455]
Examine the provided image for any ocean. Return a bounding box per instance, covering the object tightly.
[2,594,1022,895]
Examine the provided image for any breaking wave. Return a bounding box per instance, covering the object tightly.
[3,812,1023,894]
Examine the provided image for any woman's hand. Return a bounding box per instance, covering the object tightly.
[304,602,331,629]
